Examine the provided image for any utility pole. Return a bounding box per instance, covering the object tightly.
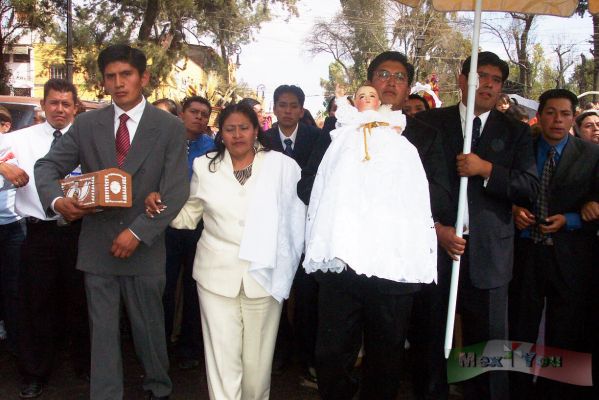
[66,0,74,83]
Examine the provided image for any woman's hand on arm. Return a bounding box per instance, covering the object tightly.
[145,192,167,218]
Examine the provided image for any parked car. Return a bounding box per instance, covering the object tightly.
[0,95,107,131]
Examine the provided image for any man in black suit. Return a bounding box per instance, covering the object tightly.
[265,85,320,169]
[265,84,320,379]
[510,89,599,400]
[297,51,452,400]
[414,51,539,400]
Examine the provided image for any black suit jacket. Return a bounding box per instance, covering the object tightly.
[265,123,320,169]
[416,105,539,289]
[530,135,599,292]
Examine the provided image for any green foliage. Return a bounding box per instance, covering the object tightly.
[0,0,58,93]
[46,0,298,93]
[340,0,388,83]
[320,61,353,98]
[528,44,556,100]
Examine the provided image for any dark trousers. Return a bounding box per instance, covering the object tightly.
[457,245,509,400]
[314,268,416,400]
[293,265,318,370]
[509,239,594,400]
[17,219,89,382]
[0,219,26,352]
[410,243,509,400]
[409,258,450,400]
[163,225,203,359]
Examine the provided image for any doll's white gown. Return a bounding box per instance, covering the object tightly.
[303,99,437,283]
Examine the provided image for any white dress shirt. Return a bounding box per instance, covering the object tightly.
[113,97,146,143]
[278,124,298,149]
[459,102,490,233]
[0,122,72,220]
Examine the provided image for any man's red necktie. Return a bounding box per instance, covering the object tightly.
[116,113,130,168]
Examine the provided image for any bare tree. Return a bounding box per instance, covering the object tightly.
[483,13,535,96]
[553,42,575,88]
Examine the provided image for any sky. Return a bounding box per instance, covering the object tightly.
[236,0,595,117]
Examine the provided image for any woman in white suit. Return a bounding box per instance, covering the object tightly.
[146,103,305,400]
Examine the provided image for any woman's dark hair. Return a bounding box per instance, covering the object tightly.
[152,98,179,116]
[301,109,317,127]
[326,96,336,114]
[575,110,599,128]
[207,103,270,172]
[505,104,529,122]
[238,97,261,109]
[408,94,430,110]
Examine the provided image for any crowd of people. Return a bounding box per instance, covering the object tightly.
[0,43,598,400]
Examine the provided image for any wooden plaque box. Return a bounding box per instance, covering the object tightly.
[60,168,132,208]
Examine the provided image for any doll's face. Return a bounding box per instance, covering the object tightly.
[354,86,381,112]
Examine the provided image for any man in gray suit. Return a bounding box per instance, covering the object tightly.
[34,44,189,400]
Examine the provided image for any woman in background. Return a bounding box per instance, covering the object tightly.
[575,110,599,144]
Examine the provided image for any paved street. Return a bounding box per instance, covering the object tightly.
[0,337,323,400]
[0,336,461,399]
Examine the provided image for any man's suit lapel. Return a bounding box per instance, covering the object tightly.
[446,105,463,156]
[293,124,308,161]
[267,129,283,152]
[94,106,119,168]
[551,137,580,188]
[124,105,161,175]
[476,110,504,159]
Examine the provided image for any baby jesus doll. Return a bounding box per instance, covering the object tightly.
[303,85,437,284]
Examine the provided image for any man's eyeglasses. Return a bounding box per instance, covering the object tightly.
[375,70,407,83]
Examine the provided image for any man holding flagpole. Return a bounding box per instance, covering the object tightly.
[415,51,539,400]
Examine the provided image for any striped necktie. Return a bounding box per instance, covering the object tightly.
[116,114,130,168]
[283,138,294,157]
[51,129,62,148]
[531,146,556,243]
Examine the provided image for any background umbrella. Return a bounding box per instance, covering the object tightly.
[508,94,539,119]
[392,0,581,358]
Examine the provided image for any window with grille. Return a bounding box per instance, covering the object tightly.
[13,88,31,96]
[50,64,67,80]
[13,53,30,63]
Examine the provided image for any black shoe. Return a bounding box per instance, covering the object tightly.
[178,358,200,370]
[299,367,318,390]
[19,382,43,399]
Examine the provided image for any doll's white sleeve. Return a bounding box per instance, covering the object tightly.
[334,97,360,126]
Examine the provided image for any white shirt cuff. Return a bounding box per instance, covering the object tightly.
[128,228,140,241]
[51,197,63,214]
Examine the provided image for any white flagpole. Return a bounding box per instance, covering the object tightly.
[444,0,484,359]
